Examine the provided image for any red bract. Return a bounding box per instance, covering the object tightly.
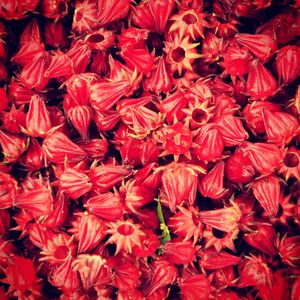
[243,223,277,256]
[85,192,124,221]
[178,274,210,300]
[193,123,224,162]
[40,0,69,19]
[106,219,145,254]
[69,212,107,253]
[2,104,26,134]
[1,255,42,299]
[58,166,91,199]
[19,52,50,91]
[246,60,277,99]
[97,0,131,26]
[143,259,178,296]
[238,255,273,288]
[162,239,196,264]
[89,163,132,193]
[252,175,281,217]
[241,142,283,175]
[262,108,299,146]
[42,130,87,164]
[0,130,28,163]
[215,114,249,147]
[276,45,300,84]
[14,186,53,217]
[199,161,227,199]
[225,152,255,184]
[235,33,277,61]
[24,94,52,137]
[160,162,205,212]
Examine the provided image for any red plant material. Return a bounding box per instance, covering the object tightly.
[178,274,211,300]
[168,205,203,244]
[143,56,172,94]
[13,187,53,217]
[162,239,196,264]
[143,259,178,296]
[24,138,44,170]
[2,104,26,134]
[1,255,42,299]
[221,43,252,80]
[0,87,9,112]
[131,1,156,32]
[241,142,283,175]
[235,33,277,61]
[258,270,290,300]
[0,209,10,234]
[40,0,69,20]
[44,21,68,49]
[118,27,149,50]
[45,51,74,78]
[246,60,277,99]
[85,192,124,221]
[89,163,132,193]
[242,101,281,134]
[133,229,160,257]
[97,0,131,26]
[84,28,115,51]
[279,147,300,181]
[19,52,50,91]
[276,234,300,267]
[67,105,92,140]
[12,42,46,67]
[42,191,69,228]
[8,80,36,106]
[58,166,91,199]
[79,138,108,160]
[113,261,140,291]
[292,278,300,300]
[24,94,52,137]
[120,48,155,75]
[90,80,131,112]
[160,162,205,212]
[243,223,277,256]
[66,40,91,73]
[42,130,87,164]
[0,0,39,20]
[199,248,241,270]
[123,179,156,212]
[262,109,299,146]
[199,161,228,200]
[72,0,98,33]
[48,257,80,293]
[156,122,194,159]
[238,255,273,288]
[165,34,201,75]
[211,266,238,289]
[69,212,107,253]
[276,45,300,84]
[215,114,249,147]
[0,130,28,163]
[252,175,281,217]
[225,152,255,184]
[170,9,209,40]
[199,201,241,233]
[73,254,111,291]
[193,123,224,162]
[106,219,145,254]
[201,31,225,63]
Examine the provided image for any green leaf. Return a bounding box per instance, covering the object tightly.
[157,197,171,244]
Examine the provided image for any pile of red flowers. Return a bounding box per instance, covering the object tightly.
[0,0,300,299]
